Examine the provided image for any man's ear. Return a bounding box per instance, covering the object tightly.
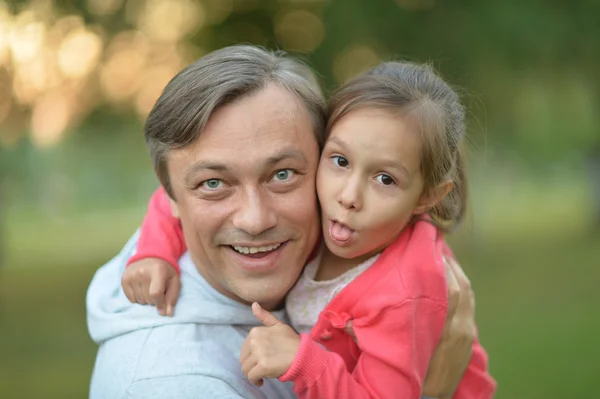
[413,180,453,215]
[168,196,180,218]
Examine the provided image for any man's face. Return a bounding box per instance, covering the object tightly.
[167,84,321,310]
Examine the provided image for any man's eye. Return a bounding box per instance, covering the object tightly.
[273,169,295,181]
[332,156,349,168]
[200,179,223,189]
[375,174,395,186]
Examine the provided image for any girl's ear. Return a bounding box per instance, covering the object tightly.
[413,180,453,215]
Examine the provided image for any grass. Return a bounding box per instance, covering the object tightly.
[455,231,600,399]
[0,263,101,398]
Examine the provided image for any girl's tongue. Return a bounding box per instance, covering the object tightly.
[330,220,353,242]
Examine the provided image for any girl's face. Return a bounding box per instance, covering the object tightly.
[316,107,428,260]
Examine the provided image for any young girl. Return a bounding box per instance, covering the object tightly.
[123,61,496,398]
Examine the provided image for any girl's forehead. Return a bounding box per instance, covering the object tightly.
[329,107,421,144]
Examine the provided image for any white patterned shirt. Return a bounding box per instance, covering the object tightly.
[286,248,380,334]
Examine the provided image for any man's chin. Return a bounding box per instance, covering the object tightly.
[220,242,306,309]
[235,282,291,311]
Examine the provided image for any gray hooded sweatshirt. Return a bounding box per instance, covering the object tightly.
[87,231,296,399]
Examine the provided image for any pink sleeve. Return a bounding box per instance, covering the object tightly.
[280,298,447,399]
[126,187,187,274]
[441,240,456,260]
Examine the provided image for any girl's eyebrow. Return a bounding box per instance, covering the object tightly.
[326,136,348,152]
[328,135,410,178]
[377,158,411,179]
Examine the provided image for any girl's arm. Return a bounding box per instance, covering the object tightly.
[127,187,187,273]
[280,298,447,399]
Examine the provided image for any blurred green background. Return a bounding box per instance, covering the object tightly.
[1,0,599,398]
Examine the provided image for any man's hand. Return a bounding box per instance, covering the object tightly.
[239,303,301,387]
[422,256,476,399]
[121,258,181,317]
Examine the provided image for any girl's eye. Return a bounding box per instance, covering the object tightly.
[273,169,295,181]
[201,179,223,189]
[332,156,349,168]
[375,174,395,186]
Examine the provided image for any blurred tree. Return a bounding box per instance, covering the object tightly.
[0,150,6,267]
[587,142,600,228]
[0,0,598,165]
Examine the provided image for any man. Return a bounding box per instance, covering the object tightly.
[87,45,477,399]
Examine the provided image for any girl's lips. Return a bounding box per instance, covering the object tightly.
[328,219,355,246]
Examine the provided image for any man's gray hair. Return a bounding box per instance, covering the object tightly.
[144,45,327,198]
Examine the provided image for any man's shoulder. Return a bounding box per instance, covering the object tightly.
[91,323,257,399]
[127,324,296,399]
[134,324,246,381]
[124,374,254,399]
[126,325,257,398]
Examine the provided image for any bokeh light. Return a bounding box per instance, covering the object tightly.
[135,65,178,117]
[86,0,124,17]
[57,28,103,79]
[137,0,205,42]
[274,10,324,52]
[30,90,72,147]
[0,1,200,148]
[333,43,382,84]
[100,31,148,102]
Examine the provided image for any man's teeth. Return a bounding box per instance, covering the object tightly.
[232,243,282,255]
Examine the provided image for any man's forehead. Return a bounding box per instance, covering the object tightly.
[172,137,312,166]
[209,86,310,132]
[165,85,318,173]
[196,90,313,147]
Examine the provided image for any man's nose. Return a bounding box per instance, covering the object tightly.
[338,174,363,211]
[232,187,277,236]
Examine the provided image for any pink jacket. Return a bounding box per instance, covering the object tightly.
[278,219,495,399]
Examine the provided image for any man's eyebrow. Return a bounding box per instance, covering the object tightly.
[265,149,308,166]
[185,161,228,181]
[184,149,307,181]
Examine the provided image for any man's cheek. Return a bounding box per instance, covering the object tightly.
[300,179,319,203]
[290,195,317,220]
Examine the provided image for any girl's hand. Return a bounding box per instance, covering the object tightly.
[239,303,301,386]
[121,258,181,316]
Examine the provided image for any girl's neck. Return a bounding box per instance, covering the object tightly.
[315,245,379,282]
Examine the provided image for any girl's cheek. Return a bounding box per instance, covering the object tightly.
[316,163,329,194]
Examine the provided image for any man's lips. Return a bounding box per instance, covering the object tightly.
[230,242,284,257]
[224,241,289,271]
